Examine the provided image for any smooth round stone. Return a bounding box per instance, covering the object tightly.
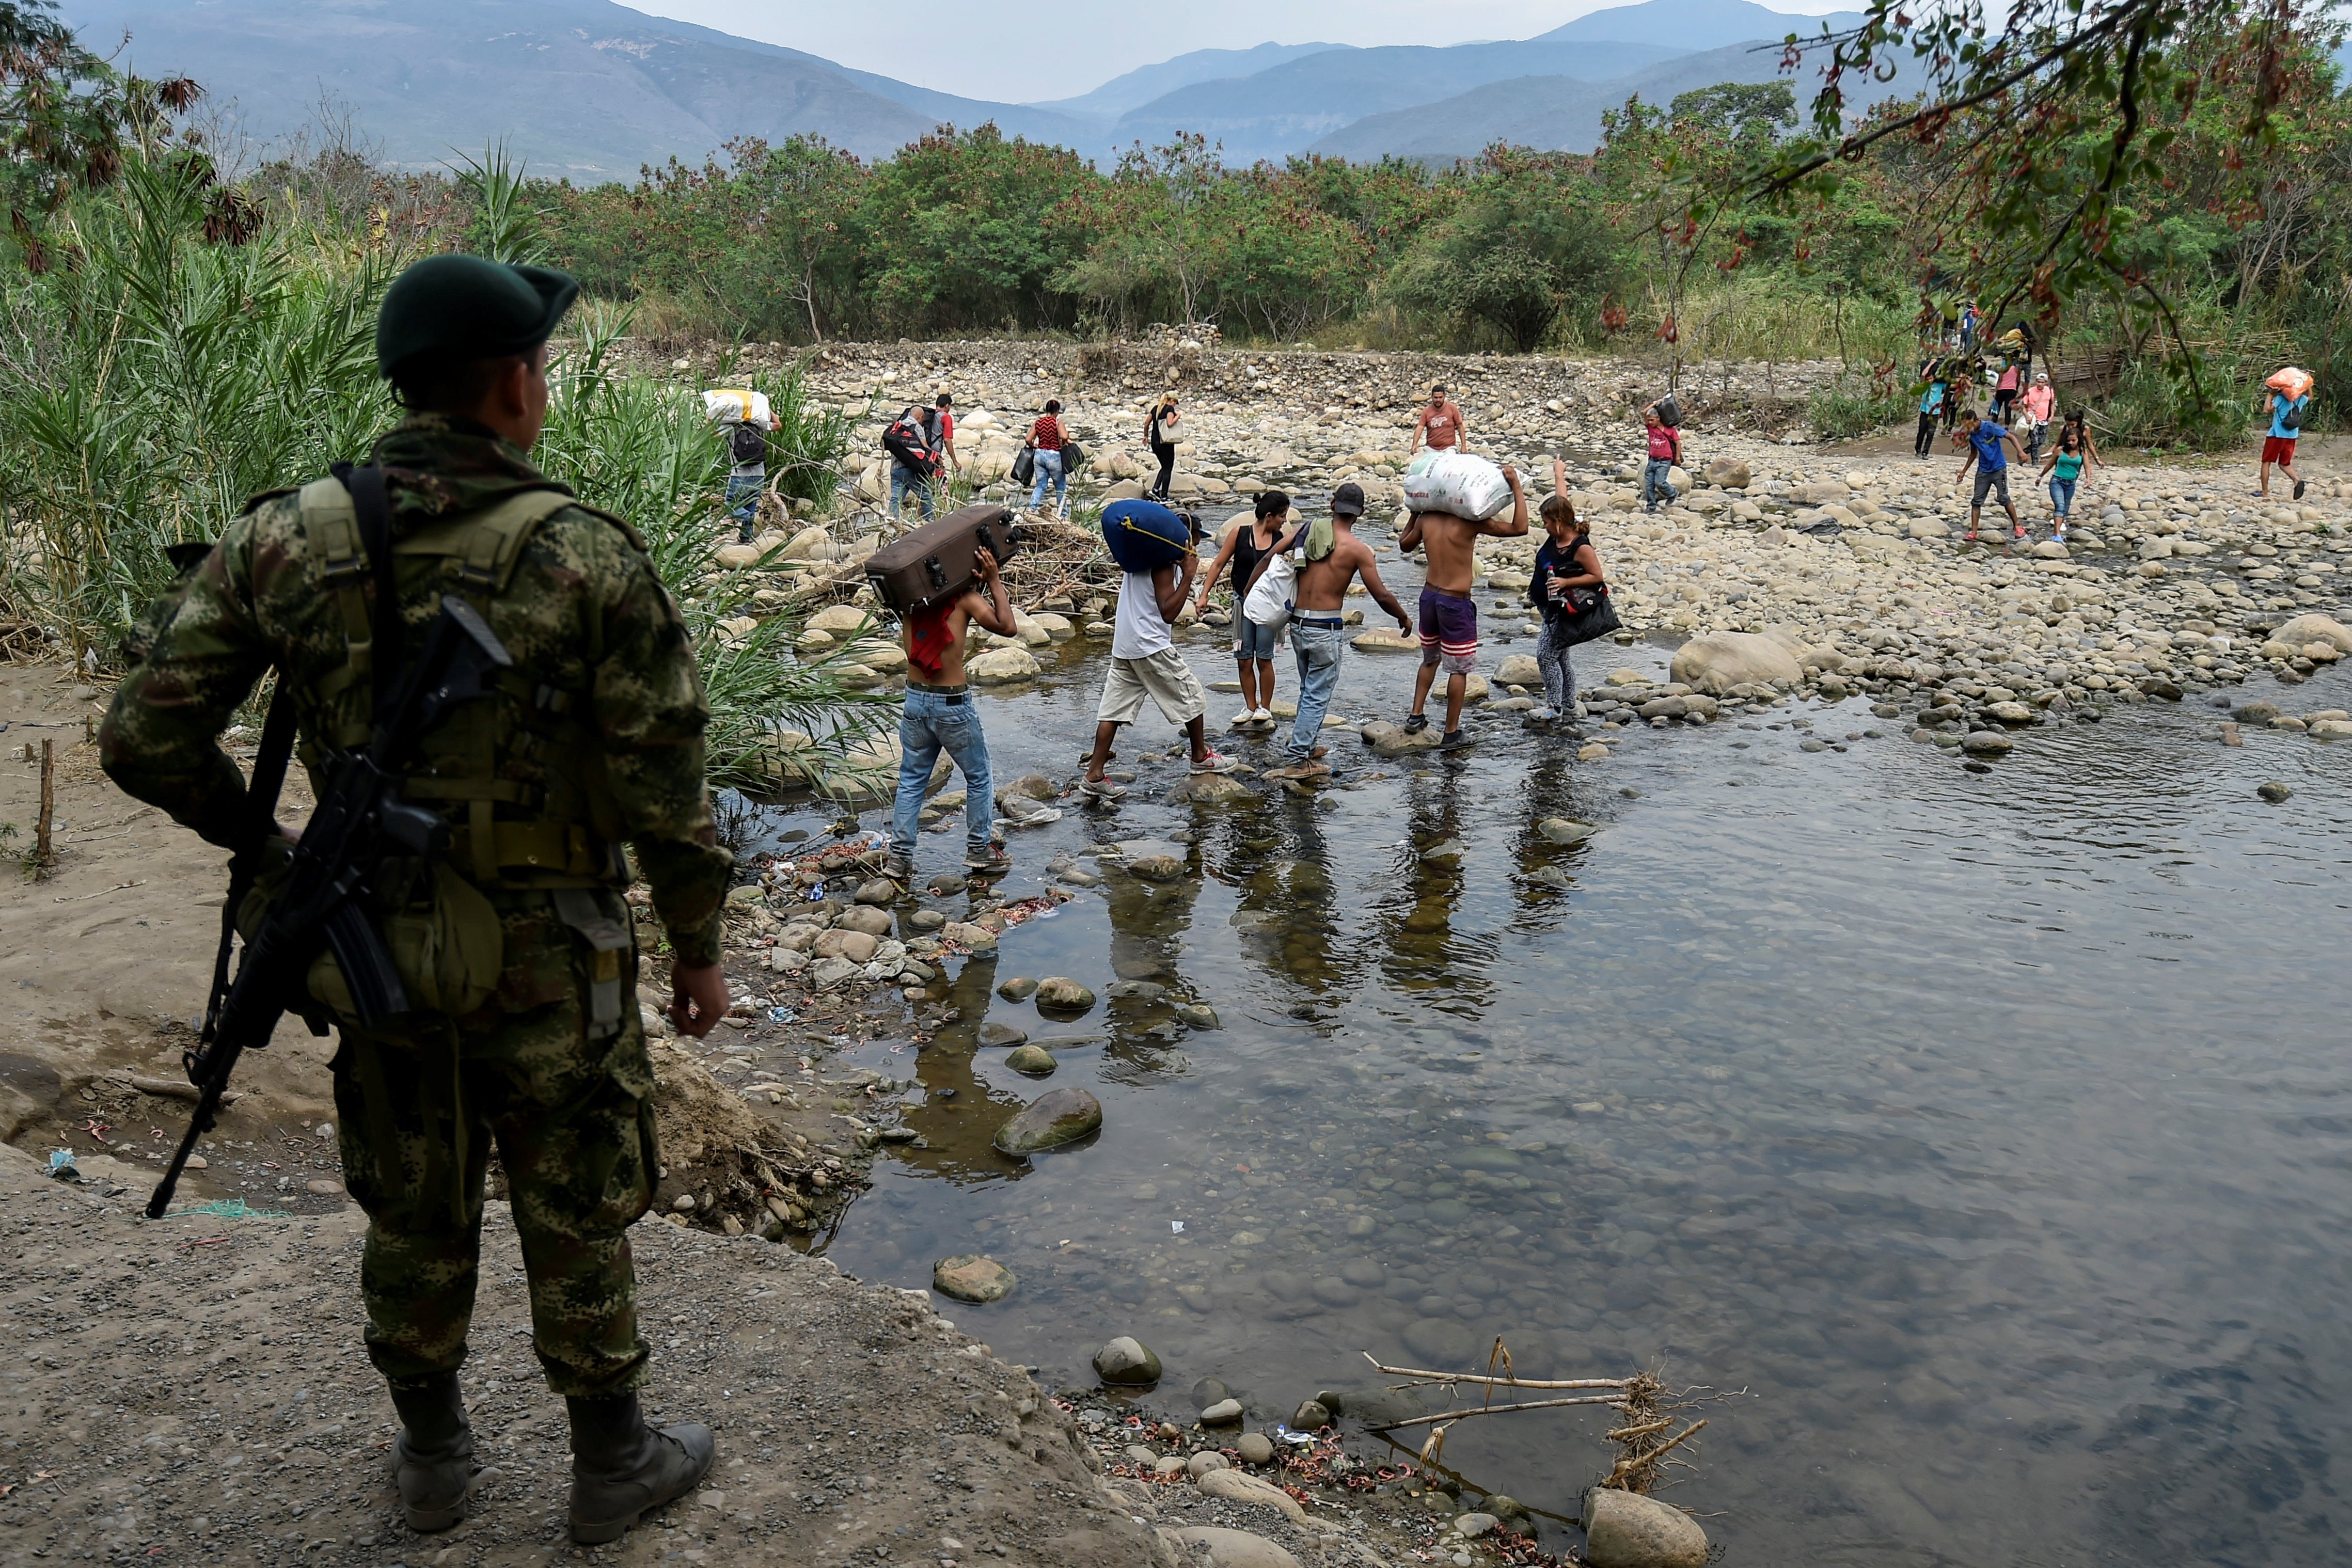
[1034,976,1098,1015]
[1004,1044,1058,1076]
[1234,1432,1275,1465]
[995,1088,1102,1154]
[1581,1486,1710,1568]
[1200,1397,1244,1425]
[1340,1258,1385,1287]
[907,909,948,932]
[1311,1277,1359,1307]
[2258,780,2293,802]
[978,1022,1029,1048]
[932,1254,1016,1303]
[997,976,1040,1001]
[854,877,896,905]
[1179,1004,1221,1029]
[1092,1335,1163,1386]
[1186,1451,1230,1478]
[1403,1318,1477,1365]
[1291,1399,1331,1430]
[1961,730,2013,756]
[1191,1377,1232,1409]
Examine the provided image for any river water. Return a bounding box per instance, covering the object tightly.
[740,588,2352,1565]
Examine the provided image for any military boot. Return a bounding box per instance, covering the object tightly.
[566,1392,715,1544]
[387,1374,480,1532]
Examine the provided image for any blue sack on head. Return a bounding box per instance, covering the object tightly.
[1102,499,1196,573]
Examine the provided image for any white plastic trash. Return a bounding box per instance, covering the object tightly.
[702,388,774,427]
[1403,451,1511,519]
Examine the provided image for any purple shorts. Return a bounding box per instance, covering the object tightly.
[1417,587,1478,675]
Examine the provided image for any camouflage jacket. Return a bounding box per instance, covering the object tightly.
[100,414,732,968]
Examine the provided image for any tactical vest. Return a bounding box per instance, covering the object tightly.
[295,477,635,888]
[289,478,637,1035]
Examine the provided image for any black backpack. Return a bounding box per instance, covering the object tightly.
[881,406,939,470]
[728,420,767,466]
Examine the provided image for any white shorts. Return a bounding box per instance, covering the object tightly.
[1097,647,1207,727]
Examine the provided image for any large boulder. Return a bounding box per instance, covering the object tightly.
[1496,654,1543,687]
[2271,612,2352,654]
[1581,1487,1710,1568]
[932,1255,1016,1303]
[994,1087,1102,1154]
[1195,1469,1306,1524]
[1669,632,1802,695]
[809,603,872,635]
[1162,1525,1302,1568]
[1702,456,1751,489]
[968,646,1041,684]
[1360,719,1440,756]
[1090,1335,1161,1386]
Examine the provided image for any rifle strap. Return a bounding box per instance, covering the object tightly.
[342,463,403,723]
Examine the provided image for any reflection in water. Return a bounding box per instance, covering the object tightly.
[751,615,2352,1567]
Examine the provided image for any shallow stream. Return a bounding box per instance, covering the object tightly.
[743,593,2351,1565]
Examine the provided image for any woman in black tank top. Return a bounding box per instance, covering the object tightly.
[1191,490,1294,727]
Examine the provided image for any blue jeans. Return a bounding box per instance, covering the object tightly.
[892,688,993,859]
[1029,448,1065,511]
[725,474,763,536]
[1534,614,1575,714]
[890,463,935,521]
[1287,623,1346,761]
[1642,458,1675,510]
[2048,476,2076,519]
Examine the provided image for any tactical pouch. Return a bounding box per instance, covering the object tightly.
[551,886,634,1040]
[304,861,507,1023]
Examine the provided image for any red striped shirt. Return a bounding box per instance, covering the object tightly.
[1031,415,1063,451]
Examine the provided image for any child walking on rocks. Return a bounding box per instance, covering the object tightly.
[1081,528,1236,798]
[2037,419,2096,541]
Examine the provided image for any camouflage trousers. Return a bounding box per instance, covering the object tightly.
[330,920,659,1398]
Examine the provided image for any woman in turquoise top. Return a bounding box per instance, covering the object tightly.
[2037,414,2099,538]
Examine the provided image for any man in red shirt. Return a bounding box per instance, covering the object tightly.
[1410,386,1467,456]
[1640,401,1681,512]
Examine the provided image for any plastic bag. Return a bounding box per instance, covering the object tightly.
[1243,549,1296,632]
[702,388,774,427]
[1403,451,1512,520]
[2266,367,2314,402]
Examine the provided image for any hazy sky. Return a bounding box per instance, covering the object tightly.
[630,0,1852,100]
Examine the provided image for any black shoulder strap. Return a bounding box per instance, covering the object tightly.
[333,462,401,720]
[198,678,299,1058]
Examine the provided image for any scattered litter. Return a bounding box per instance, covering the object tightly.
[1272,1426,1319,1445]
[45,1149,78,1181]
[1170,1220,1185,1234]
[767,1006,797,1022]
[51,879,142,904]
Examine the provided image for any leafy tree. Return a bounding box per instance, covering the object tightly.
[3,0,201,268]
[858,124,1096,335]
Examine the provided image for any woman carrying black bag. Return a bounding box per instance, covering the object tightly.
[1525,456,1615,726]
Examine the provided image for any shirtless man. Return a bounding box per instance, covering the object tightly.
[1398,465,1527,751]
[887,547,1018,879]
[1266,482,1411,782]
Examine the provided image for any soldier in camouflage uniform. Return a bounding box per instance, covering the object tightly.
[100,255,732,1545]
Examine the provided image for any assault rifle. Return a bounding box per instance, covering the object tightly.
[146,594,513,1219]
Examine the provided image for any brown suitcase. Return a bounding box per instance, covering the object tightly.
[863,504,1022,613]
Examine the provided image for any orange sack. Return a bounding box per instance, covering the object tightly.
[2265,366,2314,401]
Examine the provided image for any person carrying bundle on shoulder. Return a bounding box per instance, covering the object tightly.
[721,407,776,544]
[886,543,1017,880]
[1080,510,1234,798]
[1265,483,1411,783]
[1399,463,1528,751]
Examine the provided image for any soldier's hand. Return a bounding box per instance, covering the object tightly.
[669,961,730,1038]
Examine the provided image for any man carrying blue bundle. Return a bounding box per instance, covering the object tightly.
[1081,503,1236,798]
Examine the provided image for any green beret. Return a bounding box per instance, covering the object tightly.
[376,254,579,377]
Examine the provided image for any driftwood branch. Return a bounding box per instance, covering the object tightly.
[1370,1393,1628,1431]
[123,1075,242,1107]
[1362,1353,1632,1391]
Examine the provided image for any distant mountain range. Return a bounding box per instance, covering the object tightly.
[64,0,1887,177]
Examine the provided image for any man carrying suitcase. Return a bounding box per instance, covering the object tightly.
[886,545,1018,879]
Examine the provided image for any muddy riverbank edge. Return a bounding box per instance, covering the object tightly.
[2,1136,1508,1568]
